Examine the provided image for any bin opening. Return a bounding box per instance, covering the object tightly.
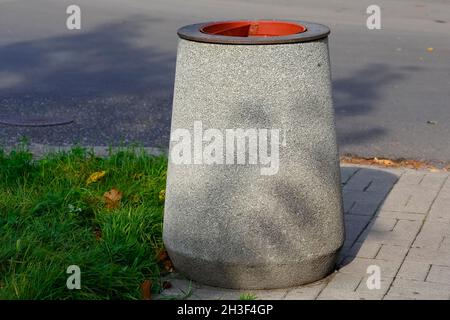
[200,21,306,37]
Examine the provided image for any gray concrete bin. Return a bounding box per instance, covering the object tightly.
[163,20,345,289]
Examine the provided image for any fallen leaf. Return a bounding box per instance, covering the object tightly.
[159,189,166,202]
[427,47,434,52]
[141,280,152,300]
[156,249,174,272]
[162,281,172,289]
[103,188,123,209]
[156,249,168,263]
[86,171,106,185]
[373,158,396,167]
[93,227,102,241]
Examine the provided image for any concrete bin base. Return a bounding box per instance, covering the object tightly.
[163,20,345,289]
[167,248,339,289]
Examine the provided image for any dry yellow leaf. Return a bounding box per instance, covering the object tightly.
[159,189,166,202]
[373,158,396,166]
[103,188,123,209]
[86,170,106,185]
[427,47,434,52]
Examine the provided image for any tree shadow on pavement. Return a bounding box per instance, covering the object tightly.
[338,166,401,268]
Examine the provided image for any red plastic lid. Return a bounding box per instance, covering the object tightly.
[201,21,306,37]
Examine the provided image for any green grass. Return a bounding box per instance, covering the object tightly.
[239,293,258,300]
[0,143,168,299]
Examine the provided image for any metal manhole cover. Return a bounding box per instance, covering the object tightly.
[0,116,74,127]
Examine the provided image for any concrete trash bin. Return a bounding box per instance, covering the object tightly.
[163,20,345,289]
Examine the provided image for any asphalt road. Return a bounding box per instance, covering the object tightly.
[0,0,449,162]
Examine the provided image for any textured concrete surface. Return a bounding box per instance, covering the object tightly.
[163,34,344,289]
[159,165,450,300]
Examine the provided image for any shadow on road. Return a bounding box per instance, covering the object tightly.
[333,64,419,148]
[0,16,176,147]
[0,19,421,152]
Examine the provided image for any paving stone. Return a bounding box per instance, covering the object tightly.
[387,278,450,299]
[345,213,373,223]
[359,217,397,240]
[343,169,378,192]
[397,261,431,281]
[376,210,426,221]
[426,265,450,285]
[368,217,398,232]
[341,167,359,185]
[361,219,422,247]
[391,220,423,240]
[284,281,327,300]
[412,221,447,250]
[342,190,386,214]
[349,198,384,216]
[405,248,450,266]
[317,291,385,300]
[317,273,385,300]
[396,171,426,186]
[428,195,450,223]
[383,294,416,300]
[325,272,362,291]
[356,275,394,296]
[189,288,241,300]
[440,177,450,192]
[367,167,405,178]
[338,257,402,278]
[343,168,397,193]
[376,244,409,262]
[346,241,382,259]
[344,218,371,243]
[419,173,448,190]
[438,236,450,253]
[381,186,439,213]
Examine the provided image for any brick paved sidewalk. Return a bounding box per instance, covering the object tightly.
[158,165,450,300]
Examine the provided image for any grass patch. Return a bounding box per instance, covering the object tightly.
[0,143,168,299]
[239,293,258,300]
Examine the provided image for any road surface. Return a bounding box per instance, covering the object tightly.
[0,0,449,162]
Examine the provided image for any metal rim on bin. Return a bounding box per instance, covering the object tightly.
[177,20,330,45]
